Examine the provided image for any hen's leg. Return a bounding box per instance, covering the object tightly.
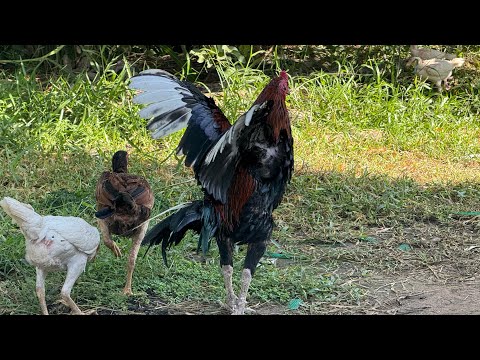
[61,257,94,315]
[435,80,443,92]
[35,268,48,315]
[444,79,452,90]
[217,238,237,312]
[232,241,267,315]
[123,221,149,295]
[98,219,121,257]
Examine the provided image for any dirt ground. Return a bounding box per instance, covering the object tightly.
[358,275,480,315]
[91,276,480,315]
[48,221,480,316]
[356,222,480,315]
[328,225,480,315]
[163,221,479,315]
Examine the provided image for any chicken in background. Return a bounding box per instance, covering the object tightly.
[406,56,465,91]
[130,70,293,315]
[0,196,100,315]
[95,150,154,295]
[409,45,457,60]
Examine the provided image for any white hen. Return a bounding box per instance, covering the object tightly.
[0,196,100,315]
[409,45,457,60]
[407,56,465,91]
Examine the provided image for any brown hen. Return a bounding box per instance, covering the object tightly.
[95,150,154,295]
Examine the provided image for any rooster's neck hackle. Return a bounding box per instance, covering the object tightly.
[254,71,291,141]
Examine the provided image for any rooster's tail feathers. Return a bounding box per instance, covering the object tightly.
[142,201,204,266]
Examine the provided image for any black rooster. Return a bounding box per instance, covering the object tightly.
[130,70,293,314]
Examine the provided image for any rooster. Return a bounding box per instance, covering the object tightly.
[95,150,154,295]
[129,69,293,315]
[0,196,100,315]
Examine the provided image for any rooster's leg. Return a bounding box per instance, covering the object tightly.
[217,238,237,311]
[98,219,122,257]
[221,265,237,311]
[232,241,267,315]
[123,221,149,295]
[61,256,95,315]
[233,269,253,315]
[35,268,48,315]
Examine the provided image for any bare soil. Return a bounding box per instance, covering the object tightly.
[47,221,480,316]
[322,220,480,315]
[359,275,480,315]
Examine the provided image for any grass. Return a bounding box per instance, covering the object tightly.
[1,46,480,315]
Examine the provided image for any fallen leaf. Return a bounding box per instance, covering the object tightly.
[398,243,412,251]
[287,298,303,310]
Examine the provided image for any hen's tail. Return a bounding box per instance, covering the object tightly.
[142,200,216,266]
[95,180,145,219]
[0,197,42,228]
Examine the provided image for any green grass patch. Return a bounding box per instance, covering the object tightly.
[1,48,480,314]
